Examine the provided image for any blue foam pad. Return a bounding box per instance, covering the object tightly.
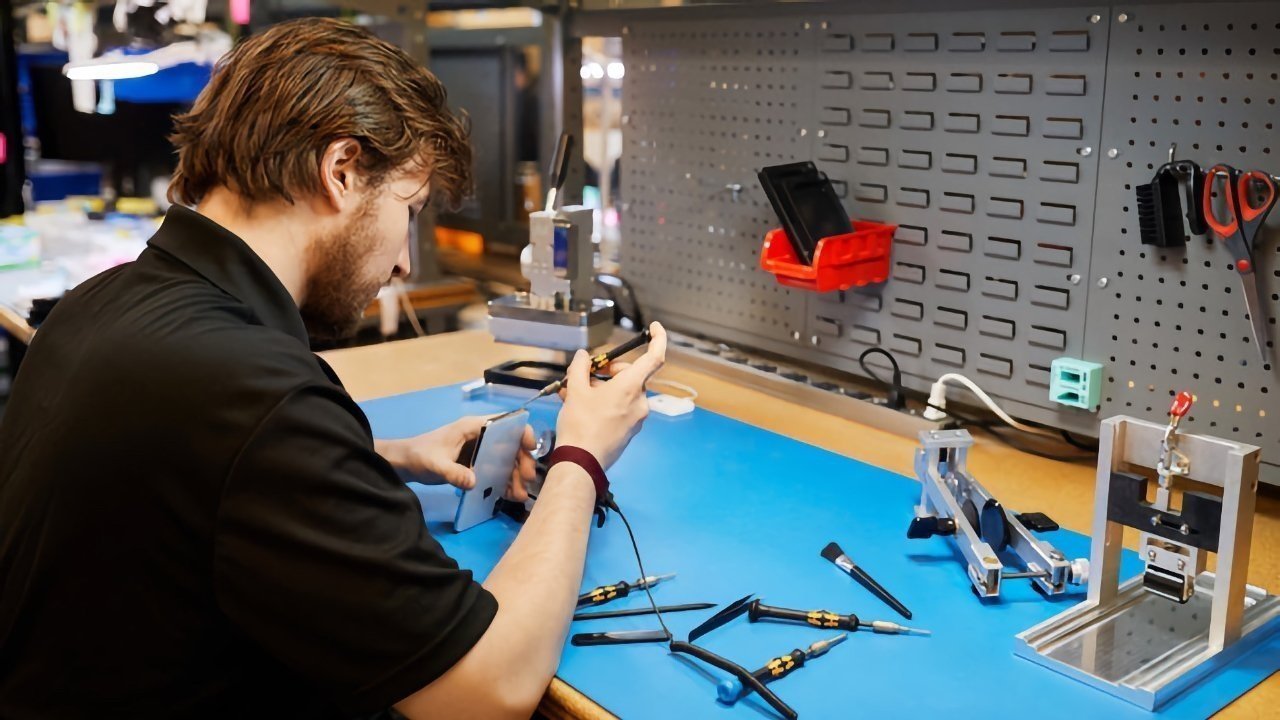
[362,384,1280,719]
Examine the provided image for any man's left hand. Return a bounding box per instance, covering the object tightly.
[378,416,538,501]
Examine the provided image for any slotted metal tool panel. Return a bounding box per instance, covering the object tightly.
[803,8,1108,423]
[618,1,1280,473]
[621,19,814,344]
[1084,3,1280,459]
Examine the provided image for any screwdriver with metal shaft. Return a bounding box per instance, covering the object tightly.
[746,600,931,636]
[509,329,654,416]
[716,634,848,704]
[577,573,675,607]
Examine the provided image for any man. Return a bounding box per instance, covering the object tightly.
[0,17,667,718]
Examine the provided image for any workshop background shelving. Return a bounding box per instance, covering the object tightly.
[615,1,1280,480]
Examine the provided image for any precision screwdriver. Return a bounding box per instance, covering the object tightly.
[507,329,654,416]
[716,634,848,704]
[577,573,675,607]
[746,600,930,636]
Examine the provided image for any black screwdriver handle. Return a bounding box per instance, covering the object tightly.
[748,601,860,631]
[548,133,573,196]
[577,580,632,607]
[760,649,807,682]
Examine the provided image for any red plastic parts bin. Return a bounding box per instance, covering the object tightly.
[759,221,896,293]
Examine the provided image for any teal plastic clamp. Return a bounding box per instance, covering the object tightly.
[1049,357,1104,411]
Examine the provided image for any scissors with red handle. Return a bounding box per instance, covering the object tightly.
[1202,164,1278,362]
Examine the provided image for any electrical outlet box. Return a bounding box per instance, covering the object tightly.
[1050,358,1104,411]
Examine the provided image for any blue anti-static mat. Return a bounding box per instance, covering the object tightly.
[362,384,1280,720]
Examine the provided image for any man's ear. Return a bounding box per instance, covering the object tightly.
[319,138,363,213]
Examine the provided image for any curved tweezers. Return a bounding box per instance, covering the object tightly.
[669,641,798,720]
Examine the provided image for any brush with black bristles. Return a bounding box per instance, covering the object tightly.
[820,541,913,620]
[1136,168,1190,248]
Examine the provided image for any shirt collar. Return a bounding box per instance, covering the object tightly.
[148,205,310,346]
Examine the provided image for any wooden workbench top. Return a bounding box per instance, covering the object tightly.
[321,330,1279,719]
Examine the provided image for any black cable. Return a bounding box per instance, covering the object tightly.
[597,273,645,329]
[1060,430,1099,452]
[857,347,905,409]
[609,500,672,641]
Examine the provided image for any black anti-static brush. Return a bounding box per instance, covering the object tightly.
[1135,161,1207,247]
[820,541,913,620]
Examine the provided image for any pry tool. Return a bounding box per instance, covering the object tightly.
[573,602,715,621]
[821,541,913,620]
[716,634,848,704]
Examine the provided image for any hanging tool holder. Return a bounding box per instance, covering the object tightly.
[909,429,1087,598]
[1015,414,1280,710]
[614,3,1280,483]
[760,223,895,293]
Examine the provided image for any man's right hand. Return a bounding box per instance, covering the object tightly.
[555,321,667,469]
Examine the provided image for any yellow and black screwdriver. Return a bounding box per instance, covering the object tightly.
[716,634,848,704]
[508,329,654,416]
[747,600,931,636]
[577,573,675,607]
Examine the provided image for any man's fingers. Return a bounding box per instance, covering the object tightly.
[521,425,537,452]
[440,462,476,490]
[566,349,591,395]
[453,415,489,440]
[615,322,668,387]
[506,473,530,503]
[516,448,537,484]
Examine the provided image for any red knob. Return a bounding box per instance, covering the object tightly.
[1170,391,1194,418]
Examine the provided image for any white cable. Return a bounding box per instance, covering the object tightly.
[390,278,425,338]
[924,372,1055,437]
[647,377,698,401]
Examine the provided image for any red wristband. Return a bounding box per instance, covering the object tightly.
[546,445,611,501]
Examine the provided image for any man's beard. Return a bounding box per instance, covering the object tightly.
[299,201,386,342]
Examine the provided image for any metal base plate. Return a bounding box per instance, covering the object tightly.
[1015,572,1280,711]
[487,294,615,351]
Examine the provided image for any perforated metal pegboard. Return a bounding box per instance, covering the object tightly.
[1083,3,1280,459]
[620,18,813,344]
[618,1,1280,475]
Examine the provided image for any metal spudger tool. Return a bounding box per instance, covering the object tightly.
[716,634,848,704]
[746,600,930,636]
[504,328,654,419]
[821,541,913,620]
[577,572,675,608]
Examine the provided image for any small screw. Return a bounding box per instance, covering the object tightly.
[1150,515,1161,527]
[803,21,811,30]
[1147,549,1157,560]
[1118,12,1130,23]
[1177,559,1186,571]
[1049,550,1065,561]
[811,335,821,346]
[1107,148,1120,158]
[1097,277,1109,288]
[800,128,808,137]
[1069,274,1082,285]
[1080,147,1094,157]
[1180,523,1190,535]
[821,21,829,30]
[791,330,802,341]
[817,129,826,138]
[1089,13,1102,23]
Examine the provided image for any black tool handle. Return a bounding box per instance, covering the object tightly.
[670,641,798,720]
[571,630,668,647]
[591,328,653,370]
[548,132,573,196]
[577,580,631,607]
[907,516,957,539]
[849,565,913,620]
[761,649,807,681]
[748,601,860,631]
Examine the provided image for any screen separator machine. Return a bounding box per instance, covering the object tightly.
[1015,400,1280,710]
[487,132,613,354]
[908,429,1089,599]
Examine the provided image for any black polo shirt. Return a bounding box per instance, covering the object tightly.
[0,206,497,718]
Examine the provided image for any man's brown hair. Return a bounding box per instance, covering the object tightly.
[169,17,471,209]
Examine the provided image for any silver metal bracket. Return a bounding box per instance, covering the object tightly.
[910,429,1087,598]
[487,294,615,352]
[1015,415,1280,710]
